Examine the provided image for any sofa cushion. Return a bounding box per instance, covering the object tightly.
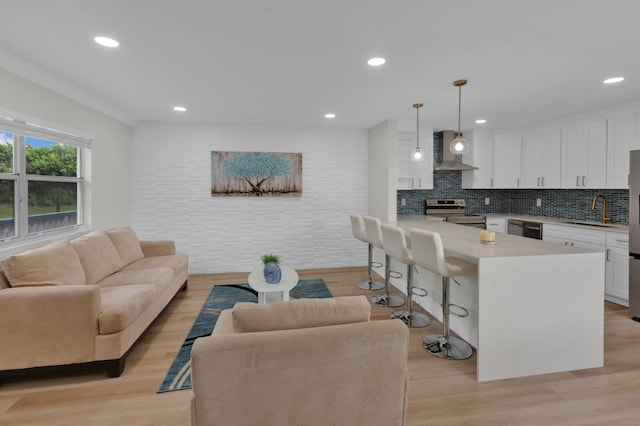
[71,232,123,285]
[98,267,174,293]
[0,267,11,289]
[2,240,86,287]
[231,295,371,333]
[98,284,157,334]
[123,254,188,276]
[106,227,145,266]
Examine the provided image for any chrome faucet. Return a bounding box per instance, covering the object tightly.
[591,194,612,224]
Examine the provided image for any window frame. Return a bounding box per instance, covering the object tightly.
[0,117,91,244]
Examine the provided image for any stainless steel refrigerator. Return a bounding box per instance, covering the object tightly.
[629,150,640,320]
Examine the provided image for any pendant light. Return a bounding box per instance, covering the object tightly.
[450,79,469,155]
[412,103,424,161]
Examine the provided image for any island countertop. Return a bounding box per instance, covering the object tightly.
[395,215,595,259]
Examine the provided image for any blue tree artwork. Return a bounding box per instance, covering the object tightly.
[211,151,302,196]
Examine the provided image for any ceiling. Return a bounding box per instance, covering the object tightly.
[1,0,640,131]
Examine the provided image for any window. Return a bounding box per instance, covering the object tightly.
[0,117,91,242]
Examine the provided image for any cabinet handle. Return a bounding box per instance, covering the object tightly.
[564,241,569,246]
[411,178,414,188]
[517,178,520,187]
[418,178,421,187]
[576,176,580,186]
[570,242,575,247]
[606,249,611,262]
[537,177,540,187]
[582,176,586,186]
[541,177,545,187]
[490,178,494,188]
[615,239,629,243]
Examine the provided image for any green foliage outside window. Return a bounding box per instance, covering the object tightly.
[0,142,78,219]
[0,142,12,173]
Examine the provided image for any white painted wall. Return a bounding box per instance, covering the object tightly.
[132,122,369,273]
[368,119,397,223]
[0,69,133,234]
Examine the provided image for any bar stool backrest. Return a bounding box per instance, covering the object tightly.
[381,224,413,265]
[349,215,367,243]
[409,228,450,277]
[363,216,384,249]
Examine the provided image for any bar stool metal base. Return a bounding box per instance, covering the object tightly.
[390,310,430,327]
[371,293,405,308]
[356,279,385,291]
[421,334,473,360]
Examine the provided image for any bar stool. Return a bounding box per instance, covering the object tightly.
[381,224,430,328]
[409,228,476,360]
[362,216,405,308]
[350,215,385,291]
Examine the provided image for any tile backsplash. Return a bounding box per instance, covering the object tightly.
[397,170,629,225]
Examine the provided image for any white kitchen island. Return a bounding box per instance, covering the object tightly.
[385,215,604,382]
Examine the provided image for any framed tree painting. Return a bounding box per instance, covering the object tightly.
[211,151,302,197]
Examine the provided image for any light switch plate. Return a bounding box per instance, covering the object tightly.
[536,198,542,207]
[485,197,490,205]
[401,198,406,206]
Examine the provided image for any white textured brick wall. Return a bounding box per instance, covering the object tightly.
[132,122,369,274]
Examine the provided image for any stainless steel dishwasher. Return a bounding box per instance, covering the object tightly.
[507,219,543,240]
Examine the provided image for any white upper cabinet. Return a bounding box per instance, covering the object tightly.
[607,112,639,188]
[492,134,522,188]
[521,128,561,188]
[461,129,494,188]
[462,130,522,189]
[562,119,607,188]
[396,121,433,190]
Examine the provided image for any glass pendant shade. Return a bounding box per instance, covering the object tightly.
[450,135,469,155]
[451,79,470,155]
[412,103,424,161]
[412,146,423,161]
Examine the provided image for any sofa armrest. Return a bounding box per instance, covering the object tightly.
[0,285,101,371]
[140,240,176,257]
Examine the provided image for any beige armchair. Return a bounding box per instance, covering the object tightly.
[189,295,409,426]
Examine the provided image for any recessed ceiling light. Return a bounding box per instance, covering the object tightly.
[324,113,336,119]
[173,106,187,112]
[475,119,487,124]
[603,76,624,84]
[367,57,386,66]
[94,36,119,48]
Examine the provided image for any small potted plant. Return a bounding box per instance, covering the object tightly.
[262,254,282,284]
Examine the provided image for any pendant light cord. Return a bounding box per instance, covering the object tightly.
[416,106,420,150]
[412,103,423,150]
[457,85,462,137]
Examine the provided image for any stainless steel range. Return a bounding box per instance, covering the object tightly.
[424,199,487,229]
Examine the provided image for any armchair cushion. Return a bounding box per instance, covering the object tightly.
[3,240,86,287]
[231,295,370,333]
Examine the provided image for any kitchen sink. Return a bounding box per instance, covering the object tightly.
[562,220,627,229]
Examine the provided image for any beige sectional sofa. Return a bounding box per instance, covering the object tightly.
[0,227,188,381]
[190,296,409,426]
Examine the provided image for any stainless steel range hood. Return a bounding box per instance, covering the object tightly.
[434,130,478,171]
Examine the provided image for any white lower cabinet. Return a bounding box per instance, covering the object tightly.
[605,232,630,306]
[542,224,606,251]
[543,224,629,306]
[486,217,506,233]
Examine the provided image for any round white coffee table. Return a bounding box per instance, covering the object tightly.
[248,265,299,304]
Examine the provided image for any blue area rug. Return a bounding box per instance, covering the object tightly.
[157,278,332,392]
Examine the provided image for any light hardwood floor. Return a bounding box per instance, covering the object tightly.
[2,267,640,425]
